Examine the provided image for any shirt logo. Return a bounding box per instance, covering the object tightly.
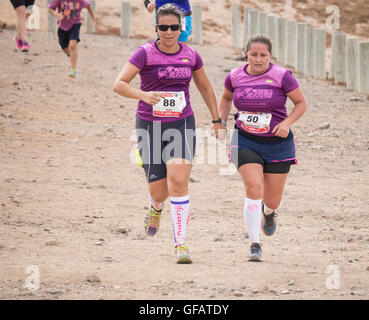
[158,66,191,80]
[182,58,189,62]
[266,80,273,83]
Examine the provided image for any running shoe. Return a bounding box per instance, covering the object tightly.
[14,36,23,51]
[262,203,278,236]
[68,68,76,78]
[144,205,162,236]
[247,243,262,262]
[21,41,30,52]
[175,245,192,264]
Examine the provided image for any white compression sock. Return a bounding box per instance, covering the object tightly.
[170,195,190,246]
[244,198,262,244]
[148,193,164,211]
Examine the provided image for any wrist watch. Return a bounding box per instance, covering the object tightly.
[212,119,227,127]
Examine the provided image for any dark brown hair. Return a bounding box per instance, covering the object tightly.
[245,34,272,60]
[155,3,182,25]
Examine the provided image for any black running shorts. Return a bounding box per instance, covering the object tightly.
[135,115,196,183]
[10,0,35,10]
[57,23,81,50]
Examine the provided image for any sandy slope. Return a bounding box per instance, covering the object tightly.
[0,26,368,300]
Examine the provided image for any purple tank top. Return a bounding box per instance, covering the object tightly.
[129,41,203,122]
[224,63,299,137]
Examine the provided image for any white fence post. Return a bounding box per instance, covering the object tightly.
[297,23,307,73]
[267,15,278,59]
[277,17,287,65]
[86,0,96,33]
[359,42,369,95]
[314,28,326,79]
[258,12,267,35]
[249,9,258,37]
[346,37,359,91]
[121,2,130,38]
[243,7,251,49]
[334,31,346,85]
[231,4,241,48]
[286,20,297,69]
[192,4,202,45]
[47,0,56,33]
[305,26,315,77]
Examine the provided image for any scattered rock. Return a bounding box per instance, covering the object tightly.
[218,285,226,292]
[260,286,269,293]
[48,289,64,295]
[281,290,290,295]
[287,280,295,286]
[213,237,225,242]
[86,275,100,283]
[350,291,362,296]
[252,288,258,294]
[349,97,363,102]
[12,82,19,86]
[311,145,323,151]
[319,123,330,130]
[116,227,129,234]
[100,257,112,263]
[134,234,146,240]
[233,291,243,297]
[1,112,12,118]
[189,175,200,182]
[45,241,58,246]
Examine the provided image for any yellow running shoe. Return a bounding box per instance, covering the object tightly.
[144,205,162,236]
[175,245,192,264]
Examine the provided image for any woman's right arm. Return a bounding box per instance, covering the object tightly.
[113,62,163,105]
[218,87,234,125]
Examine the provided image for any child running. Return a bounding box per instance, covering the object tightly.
[48,0,98,78]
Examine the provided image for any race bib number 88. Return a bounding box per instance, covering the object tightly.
[238,111,272,133]
[153,91,186,117]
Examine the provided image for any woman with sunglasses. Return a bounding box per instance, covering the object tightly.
[143,0,192,42]
[218,34,307,262]
[114,4,223,264]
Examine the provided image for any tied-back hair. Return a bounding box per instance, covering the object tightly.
[245,34,272,60]
[156,3,182,25]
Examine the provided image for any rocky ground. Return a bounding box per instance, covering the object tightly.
[0,28,368,300]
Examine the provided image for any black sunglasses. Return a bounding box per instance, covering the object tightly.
[156,24,181,32]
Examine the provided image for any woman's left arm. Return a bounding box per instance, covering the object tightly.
[192,67,225,135]
[272,87,308,138]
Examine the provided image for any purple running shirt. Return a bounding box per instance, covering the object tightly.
[224,63,299,137]
[48,0,90,31]
[129,41,203,122]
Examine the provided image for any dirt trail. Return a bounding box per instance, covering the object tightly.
[0,29,368,300]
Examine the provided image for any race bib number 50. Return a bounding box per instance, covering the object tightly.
[238,111,272,133]
[153,91,186,117]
